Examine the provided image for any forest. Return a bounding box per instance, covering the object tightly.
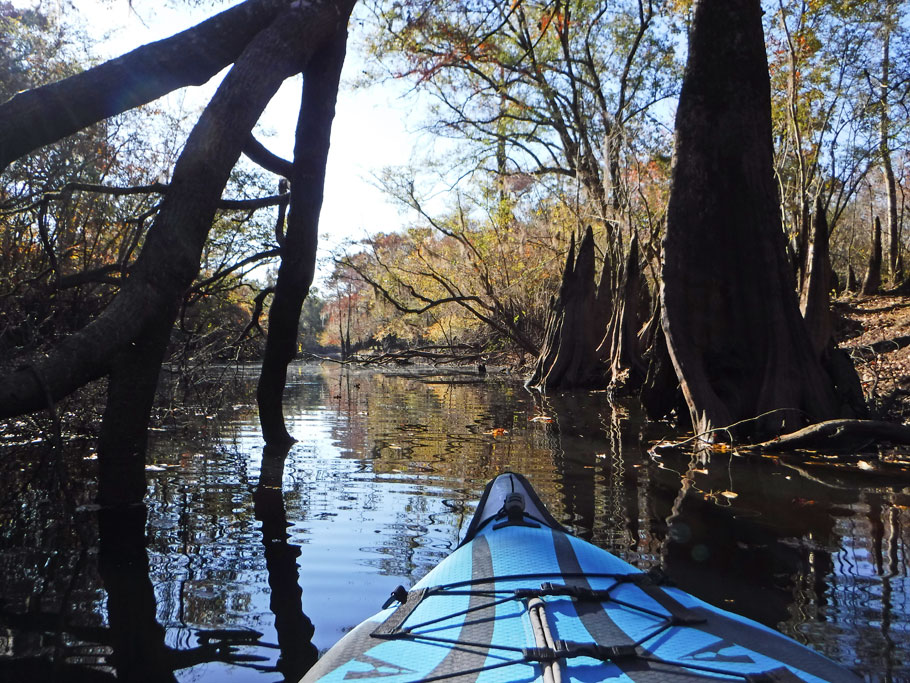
[2,0,908,478]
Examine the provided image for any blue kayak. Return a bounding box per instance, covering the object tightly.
[301,472,859,682]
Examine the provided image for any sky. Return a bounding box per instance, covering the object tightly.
[36,0,422,276]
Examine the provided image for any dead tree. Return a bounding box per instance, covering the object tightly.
[659,0,854,439]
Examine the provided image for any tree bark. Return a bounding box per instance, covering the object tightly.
[845,264,857,293]
[258,21,350,446]
[98,320,174,507]
[879,20,901,284]
[527,227,610,390]
[0,0,353,426]
[599,234,646,394]
[0,0,293,172]
[640,319,687,425]
[861,217,883,295]
[660,0,846,439]
[799,198,833,355]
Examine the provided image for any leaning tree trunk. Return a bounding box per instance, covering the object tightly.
[659,0,851,440]
[527,227,611,391]
[861,217,883,295]
[0,0,292,173]
[258,23,349,446]
[0,0,356,512]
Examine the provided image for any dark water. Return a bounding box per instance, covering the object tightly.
[1,364,908,681]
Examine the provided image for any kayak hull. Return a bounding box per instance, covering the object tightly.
[301,473,859,683]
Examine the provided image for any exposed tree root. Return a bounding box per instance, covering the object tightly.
[651,416,910,470]
[749,418,910,453]
[845,334,910,360]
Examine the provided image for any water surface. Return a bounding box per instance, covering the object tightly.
[0,364,907,681]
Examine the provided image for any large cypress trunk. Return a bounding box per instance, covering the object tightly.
[659,0,850,439]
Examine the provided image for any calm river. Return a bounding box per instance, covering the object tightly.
[1,364,907,681]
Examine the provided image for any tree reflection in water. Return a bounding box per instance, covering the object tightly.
[254,444,319,681]
[1,365,908,681]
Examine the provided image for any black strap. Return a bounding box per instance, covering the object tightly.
[524,641,639,663]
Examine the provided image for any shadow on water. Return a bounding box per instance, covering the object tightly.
[1,363,908,680]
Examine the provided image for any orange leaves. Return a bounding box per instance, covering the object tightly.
[538,11,568,37]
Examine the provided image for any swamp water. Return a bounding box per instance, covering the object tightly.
[0,363,908,681]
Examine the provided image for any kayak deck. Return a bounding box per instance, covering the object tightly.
[302,473,859,682]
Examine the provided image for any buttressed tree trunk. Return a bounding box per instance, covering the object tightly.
[845,264,857,292]
[861,217,883,295]
[799,198,833,356]
[527,227,611,391]
[660,0,849,439]
[598,234,647,394]
[258,23,350,446]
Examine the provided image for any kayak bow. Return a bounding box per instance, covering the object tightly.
[301,472,859,682]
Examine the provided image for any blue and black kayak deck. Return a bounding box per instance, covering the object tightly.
[301,473,859,682]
